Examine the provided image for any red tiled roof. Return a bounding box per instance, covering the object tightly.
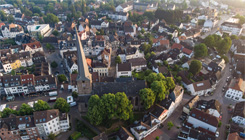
[86,58,92,67]
[182,48,192,55]
[171,43,183,50]
[160,40,169,46]
[0,23,5,28]
[22,41,41,49]
[21,74,35,85]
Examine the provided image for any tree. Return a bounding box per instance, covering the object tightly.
[32,6,41,15]
[87,95,104,125]
[115,92,133,120]
[204,35,215,48]
[10,70,16,76]
[58,74,67,83]
[48,133,55,140]
[34,100,51,111]
[7,15,14,23]
[165,77,175,90]
[230,35,238,40]
[194,43,208,58]
[54,98,70,113]
[43,13,59,25]
[0,10,7,21]
[100,93,116,119]
[217,37,232,54]
[1,108,18,118]
[72,91,78,98]
[52,30,59,36]
[141,28,145,34]
[139,88,155,109]
[46,43,55,51]
[145,73,158,85]
[189,60,202,75]
[115,56,122,64]
[19,103,33,116]
[151,81,167,101]
[167,121,174,130]
[72,70,78,74]
[51,61,58,68]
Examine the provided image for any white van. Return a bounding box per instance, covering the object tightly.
[70,102,77,107]
[67,96,73,104]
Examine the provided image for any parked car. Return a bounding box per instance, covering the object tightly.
[70,102,77,107]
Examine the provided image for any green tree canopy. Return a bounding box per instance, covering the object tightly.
[100,93,116,119]
[194,43,208,58]
[87,95,104,125]
[189,60,202,75]
[115,92,133,121]
[139,88,155,109]
[115,56,122,64]
[203,35,215,48]
[44,13,59,25]
[54,98,70,113]
[19,103,33,116]
[165,77,176,91]
[52,30,59,36]
[151,81,166,101]
[1,108,18,118]
[51,61,58,68]
[58,74,67,83]
[145,73,158,85]
[217,37,232,54]
[34,100,51,111]
[230,35,238,40]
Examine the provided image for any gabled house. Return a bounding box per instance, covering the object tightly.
[22,41,43,54]
[108,12,128,22]
[1,23,24,38]
[187,108,219,133]
[196,99,221,118]
[128,58,147,72]
[14,13,24,21]
[178,71,214,96]
[116,63,132,78]
[34,75,57,92]
[183,95,199,115]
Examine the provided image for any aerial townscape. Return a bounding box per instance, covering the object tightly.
[0,0,245,140]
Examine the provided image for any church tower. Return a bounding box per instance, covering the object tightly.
[75,27,92,95]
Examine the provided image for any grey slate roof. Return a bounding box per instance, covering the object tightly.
[75,27,91,81]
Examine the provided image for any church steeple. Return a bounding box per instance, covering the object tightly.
[75,27,92,95]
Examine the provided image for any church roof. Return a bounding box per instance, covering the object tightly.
[75,27,91,81]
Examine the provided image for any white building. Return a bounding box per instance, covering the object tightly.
[116,63,132,78]
[27,24,51,37]
[225,78,245,101]
[181,78,214,96]
[1,23,24,38]
[116,1,133,12]
[34,109,69,138]
[130,114,160,140]
[187,108,219,133]
[221,22,243,36]
[128,58,147,72]
[232,102,245,127]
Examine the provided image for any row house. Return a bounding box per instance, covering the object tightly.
[0,74,56,96]
[0,75,28,96]
[108,12,128,22]
[186,108,219,133]
[34,75,57,92]
[1,23,24,38]
[128,58,147,72]
[0,114,40,140]
[1,51,33,73]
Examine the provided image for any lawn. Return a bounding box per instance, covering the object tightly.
[70,131,81,140]
[76,120,97,139]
